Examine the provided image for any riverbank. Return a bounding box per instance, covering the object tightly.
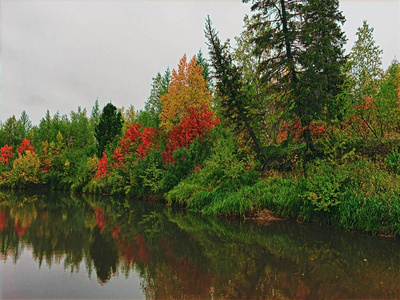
[2,137,400,238]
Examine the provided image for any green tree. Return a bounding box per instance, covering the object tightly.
[0,115,24,148]
[90,98,101,129]
[243,0,346,152]
[346,21,383,102]
[196,49,212,91]
[95,103,123,156]
[138,69,171,128]
[19,111,32,137]
[205,17,266,163]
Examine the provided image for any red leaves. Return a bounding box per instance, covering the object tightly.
[113,124,157,168]
[42,158,51,173]
[96,152,109,179]
[17,138,35,155]
[0,145,14,165]
[121,123,141,153]
[94,207,106,234]
[278,118,326,143]
[137,127,156,158]
[112,147,124,168]
[163,105,219,163]
[355,96,376,111]
[0,210,8,231]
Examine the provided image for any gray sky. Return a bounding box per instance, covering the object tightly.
[1,0,399,125]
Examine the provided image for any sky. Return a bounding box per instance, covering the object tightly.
[1,0,399,125]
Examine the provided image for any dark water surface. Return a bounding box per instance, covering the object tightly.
[0,191,399,299]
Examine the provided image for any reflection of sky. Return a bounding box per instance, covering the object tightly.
[1,0,399,125]
[1,248,144,299]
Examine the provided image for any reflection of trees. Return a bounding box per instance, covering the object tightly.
[90,227,118,284]
[0,190,399,299]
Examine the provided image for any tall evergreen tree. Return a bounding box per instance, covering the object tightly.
[90,98,101,129]
[205,17,265,163]
[19,111,32,136]
[244,0,346,151]
[95,103,123,156]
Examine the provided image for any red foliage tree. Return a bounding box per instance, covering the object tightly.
[137,127,156,158]
[0,145,14,165]
[17,138,35,155]
[162,105,219,163]
[113,124,157,167]
[120,123,141,153]
[96,152,109,179]
[112,147,125,168]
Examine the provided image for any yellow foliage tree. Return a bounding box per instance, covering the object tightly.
[159,55,212,132]
[3,151,41,185]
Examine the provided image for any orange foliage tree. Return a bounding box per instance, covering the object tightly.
[159,55,212,132]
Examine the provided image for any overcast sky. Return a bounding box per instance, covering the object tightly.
[1,0,399,125]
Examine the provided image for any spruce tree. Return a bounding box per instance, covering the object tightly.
[205,17,265,163]
[244,0,346,151]
[95,103,123,156]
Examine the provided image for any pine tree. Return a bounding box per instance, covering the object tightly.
[205,17,265,162]
[95,103,123,156]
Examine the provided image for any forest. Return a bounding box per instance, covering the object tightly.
[1,1,400,235]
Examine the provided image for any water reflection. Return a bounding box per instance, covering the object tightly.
[0,190,399,299]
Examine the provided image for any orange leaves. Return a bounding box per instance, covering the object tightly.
[159,55,212,132]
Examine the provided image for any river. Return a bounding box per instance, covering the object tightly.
[0,191,399,299]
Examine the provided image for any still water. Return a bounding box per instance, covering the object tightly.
[0,191,399,299]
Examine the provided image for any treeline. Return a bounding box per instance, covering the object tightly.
[1,1,400,234]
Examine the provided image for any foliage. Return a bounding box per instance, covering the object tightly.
[346,21,383,102]
[95,103,124,156]
[159,55,212,132]
[242,0,346,152]
[96,152,109,179]
[163,105,219,163]
[0,145,14,165]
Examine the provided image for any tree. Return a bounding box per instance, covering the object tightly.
[95,103,124,156]
[138,69,171,129]
[90,98,101,129]
[346,21,383,102]
[0,115,24,148]
[121,105,136,134]
[196,50,212,91]
[159,55,212,132]
[19,111,32,137]
[163,105,219,163]
[243,0,346,151]
[233,14,275,145]
[205,17,266,162]
[146,69,171,117]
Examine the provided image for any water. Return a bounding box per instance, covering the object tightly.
[0,191,399,299]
